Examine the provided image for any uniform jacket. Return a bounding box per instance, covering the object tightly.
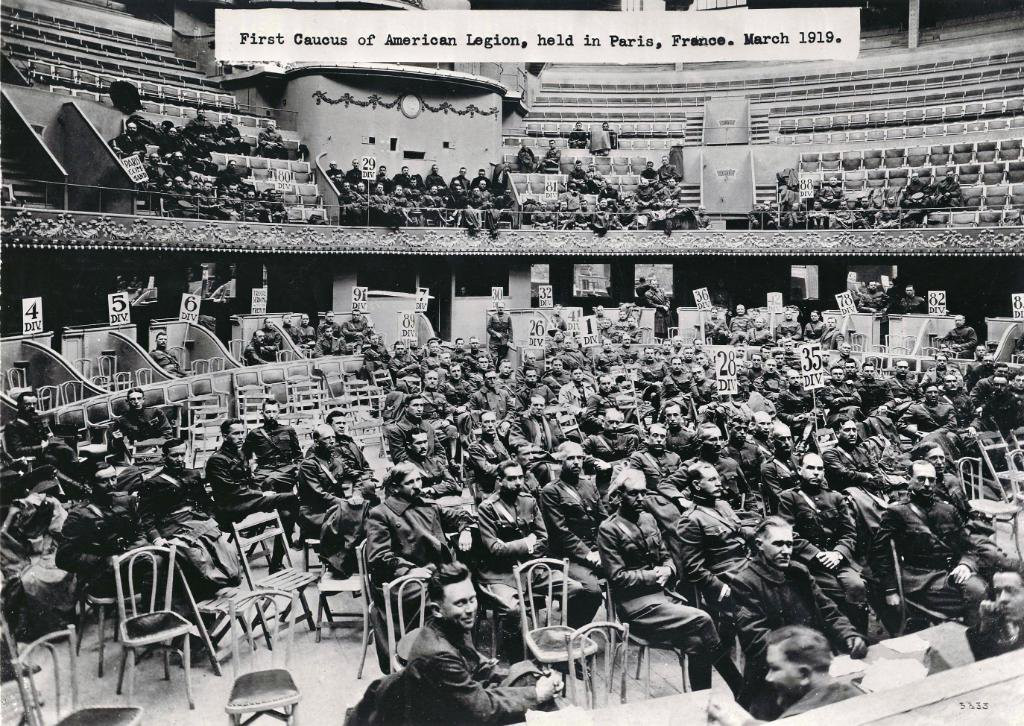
[113,408,173,442]
[385,414,438,463]
[205,443,265,519]
[476,493,548,586]
[56,498,149,577]
[777,486,858,566]
[676,499,751,597]
[598,512,675,613]
[466,435,510,494]
[539,475,607,564]
[243,422,301,469]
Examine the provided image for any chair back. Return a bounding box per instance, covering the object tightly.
[565,621,629,709]
[356,541,372,608]
[957,456,984,499]
[382,572,429,672]
[14,625,82,726]
[977,431,1015,499]
[232,510,293,587]
[513,557,569,634]
[229,589,297,680]
[113,545,177,626]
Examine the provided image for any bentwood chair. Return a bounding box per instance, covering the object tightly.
[514,557,598,666]
[565,621,629,710]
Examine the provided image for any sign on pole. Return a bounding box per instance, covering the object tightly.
[708,345,739,396]
[251,287,268,315]
[528,317,547,347]
[798,174,815,200]
[360,156,376,179]
[1013,293,1024,320]
[491,287,504,304]
[21,297,43,334]
[351,286,368,314]
[178,293,200,323]
[415,287,430,314]
[119,155,149,183]
[797,342,827,391]
[107,292,131,325]
[399,311,417,340]
[542,179,558,202]
[927,290,947,316]
[580,332,601,349]
[538,285,553,309]
[693,287,713,312]
[835,291,857,315]
[766,292,784,312]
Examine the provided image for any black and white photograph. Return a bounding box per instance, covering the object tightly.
[1,0,1023,723]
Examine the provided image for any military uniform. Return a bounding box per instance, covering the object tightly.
[486,312,513,360]
[4,415,78,476]
[56,497,149,598]
[466,434,510,495]
[670,454,748,510]
[243,421,301,492]
[385,413,439,463]
[778,485,867,628]
[775,389,814,430]
[150,347,184,377]
[898,400,955,434]
[296,449,348,537]
[676,498,752,601]
[759,455,800,515]
[539,474,607,596]
[509,413,564,453]
[408,450,461,500]
[822,442,883,492]
[112,407,173,443]
[598,511,722,669]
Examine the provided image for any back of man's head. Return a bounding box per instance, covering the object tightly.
[766,625,832,674]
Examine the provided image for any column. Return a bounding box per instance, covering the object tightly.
[908,0,920,49]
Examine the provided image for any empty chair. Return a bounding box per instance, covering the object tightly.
[866,111,887,127]
[820,151,840,162]
[1010,183,1024,206]
[977,210,1002,226]
[982,163,1006,185]
[924,124,946,137]
[841,151,862,171]
[800,152,821,163]
[998,145,1022,162]
[800,161,819,173]
[811,133,829,144]
[986,184,1009,208]
[944,104,965,120]
[1008,162,1024,184]
[950,210,977,226]
[884,154,905,169]
[962,186,984,207]
[946,122,966,136]
[904,126,925,139]
[865,129,886,142]
[926,211,949,227]
[906,147,929,167]
[989,118,1009,131]
[964,102,985,118]
[821,159,840,172]
[930,151,950,167]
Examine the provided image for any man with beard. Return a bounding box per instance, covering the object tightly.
[868,460,989,634]
[775,370,813,433]
[149,332,185,377]
[539,442,607,604]
[5,391,79,486]
[898,384,956,439]
[206,419,300,570]
[730,517,866,714]
[759,422,801,516]
[243,399,302,493]
[138,439,239,597]
[365,462,474,673]
[385,395,440,464]
[57,464,150,599]
[778,453,868,632]
[670,424,748,510]
[599,469,744,695]
[477,461,600,660]
[461,412,509,499]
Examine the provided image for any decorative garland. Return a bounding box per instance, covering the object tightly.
[312,91,498,117]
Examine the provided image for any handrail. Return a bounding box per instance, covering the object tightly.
[1,90,67,182]
[314,151,342,224]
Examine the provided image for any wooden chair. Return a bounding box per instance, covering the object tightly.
[232,511,318,633]
[383,572,429,673]
[514,557,597,666]
[565,622,629,710]
[75,591,118,678]
[14,625,143,726]
[316,542,373,678]
[890,540,956,635]
[112,545,198,709]
[960,452,1023,558]
[226,589,301,726]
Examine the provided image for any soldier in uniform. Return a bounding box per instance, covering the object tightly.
[467,411,511,496]
[868,460,996,634]
[296,424,351,538]
[469,371,517,422]
[477,461,601,659]
[582,374,619,434]
[662,403,700,460]
[539,442,607,602]
[111,387,173,447]
[341,311,370,350]
[775,370,814,434]
[149,332,185,377]
[509,395,564,453]
[627,424,685,503]
[206,419,299,569]
[486,300,513,361]
[582,407,639,492]
[759,422,801,515]
[242,399,301,493]
[822,419,886,492]
[4,391,80,486]
[898,384,956,438]
[777,453,868,633]
[599,469,743,694]
[324,409,376,487]
[364,462,474,672]
[406,431,461,500]
[669,424,748,510]
[385,394,440,463]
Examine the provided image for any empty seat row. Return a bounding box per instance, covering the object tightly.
[779,116,1024,144]
[776,97,1024,134]
[927,209,1022,227]
[208,153,310,175]
[522,121,688,137]
[503,153,661,175]
[801,174,1024,206]
[2,6,174,50]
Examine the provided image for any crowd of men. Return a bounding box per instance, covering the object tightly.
[108,112,311,222]
[5,296,1024,725]
[762,168,973,229]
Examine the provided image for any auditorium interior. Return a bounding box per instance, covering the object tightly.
[1,0,1024,724]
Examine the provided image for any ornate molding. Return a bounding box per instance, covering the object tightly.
[3,210,1023,257]
[311,90,498,117]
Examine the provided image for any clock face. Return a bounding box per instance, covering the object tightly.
[400,94,422,119]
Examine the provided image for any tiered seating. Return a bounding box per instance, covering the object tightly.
[796,139,1024,226]
[514,120,687,139]
[501,149,676,175]
[774,97,1024,142]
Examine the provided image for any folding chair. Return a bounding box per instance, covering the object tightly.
[959,452,1023,558]
[316,542,373,680]
[232,511,318,633]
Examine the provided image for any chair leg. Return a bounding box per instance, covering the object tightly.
[635,645,644,679]
[75,600,86,656]
[125,648,136,704]
[183,637,195,710]
[289,703,298,726]
[645,647,652,697]
[116,647,128,695]
[298,591,317,632]
[489,609,498,659]
[316,595,324,644]
[163,649,171,680]
[357,606,371,680]
[97,604,107,678]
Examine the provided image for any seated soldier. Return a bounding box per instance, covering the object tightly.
[777,453,868,633]
[206,419,299,570]
[111,387,173,449]
[583,407,639,492]
[477,461,601,659]
[509,395,564,453]
[364,463,474,673]
[242,399,302,493]
[868,460,994,635]
[256,120,288,159]
[406,431,461,500]
[149,332,185,377]
[539,442,607,603]
[325,409,377,487]
[599,469,743,694]
[821,419,887,492]
[730,517,866,714]
[137,439,240,598]
[708,626,866,725]
[5,391,80,487]
[968,566,1024,661]
[296,424,350,539]
[56,464,150,598]
[392,562,562,724]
